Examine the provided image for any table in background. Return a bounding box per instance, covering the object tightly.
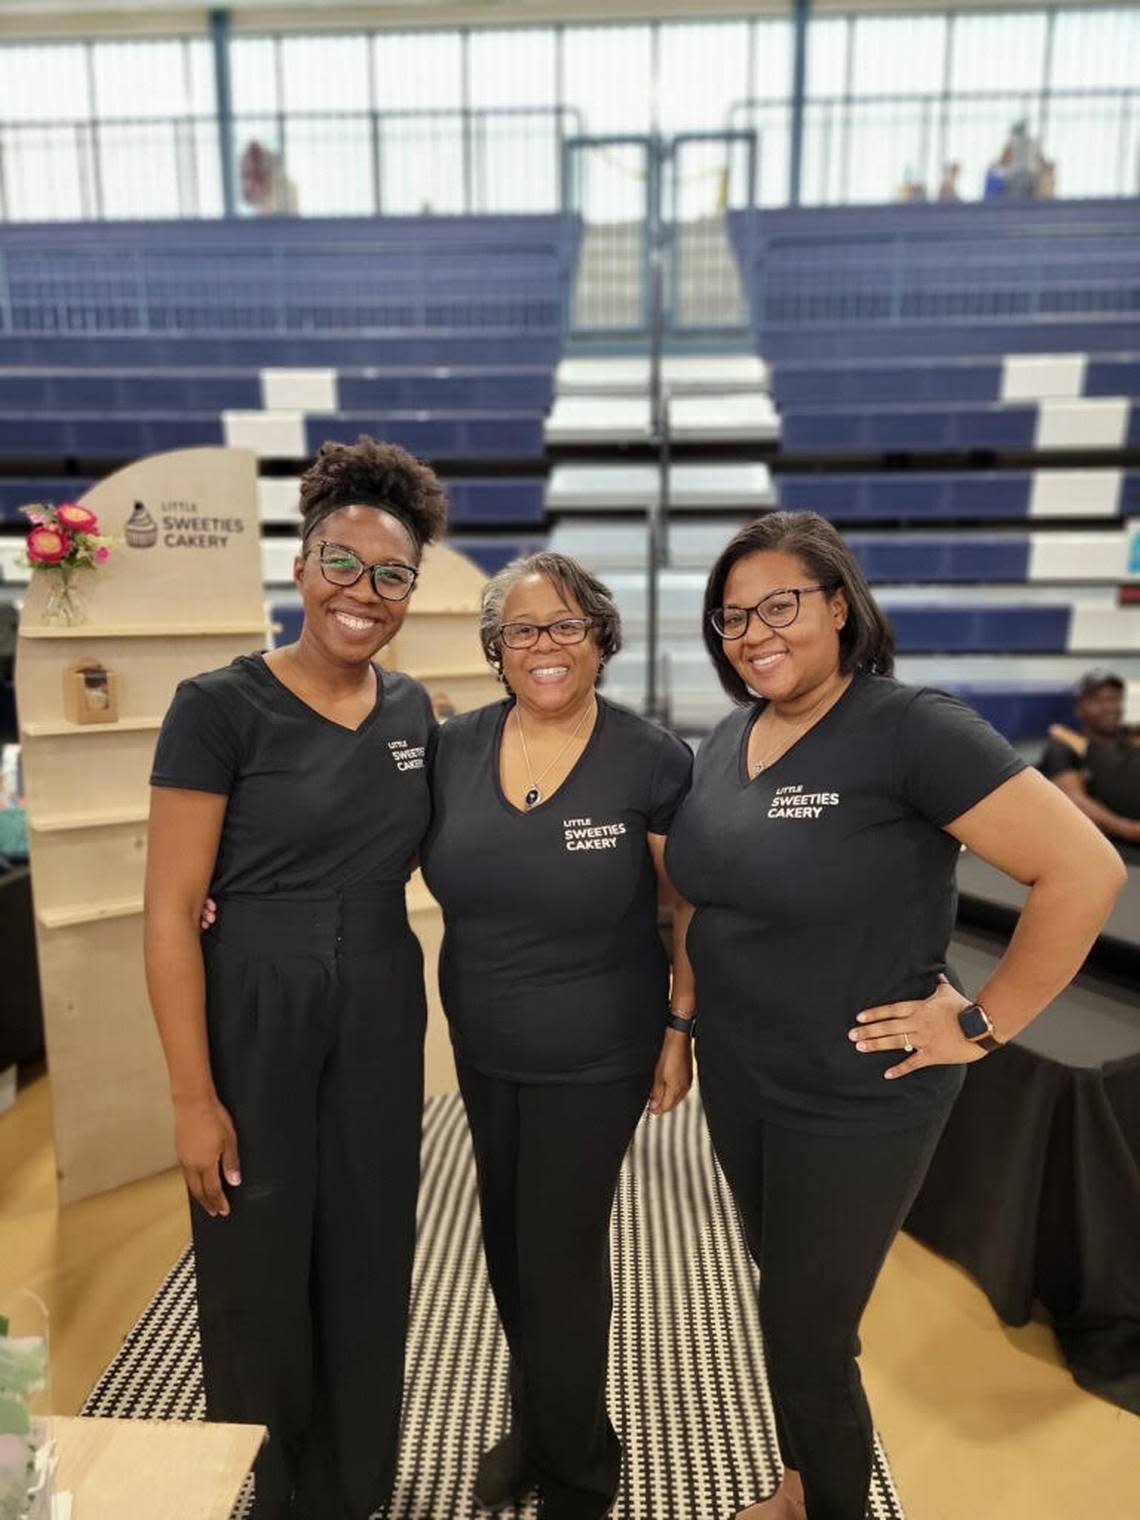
[907,920,1140,1414]
[52,1416,264,1519]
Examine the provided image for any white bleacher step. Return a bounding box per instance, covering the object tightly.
[546,391,779,445]
[557,354,768,396]
[546,396,651,444]
[671,392,779,442]
[547,462,774,513]
[259,476,301,525]
[550,519,746,571]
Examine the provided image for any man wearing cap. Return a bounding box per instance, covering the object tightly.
[1039,670,1140,842]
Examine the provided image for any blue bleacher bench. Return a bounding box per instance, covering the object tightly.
[779,400,1140,455]
[770,355,1140,409]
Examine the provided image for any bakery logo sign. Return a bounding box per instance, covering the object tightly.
[767,783,840,820]
[388,738,425,772]
[124,500,246,551]
[564,817,627,852]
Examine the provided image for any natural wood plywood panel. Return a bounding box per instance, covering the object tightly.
[16,633,271,727]
[16,448,265,1203]
[37,913,175,1203]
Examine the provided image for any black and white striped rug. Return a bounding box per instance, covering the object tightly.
[83,1091,906,1520]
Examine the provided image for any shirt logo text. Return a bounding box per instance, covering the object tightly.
[388,738,425,772]
[767,783,840,820]
[563,816,627,852]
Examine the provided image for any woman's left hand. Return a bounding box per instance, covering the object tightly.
[649,1031,693,1115]
[849,974,989,1080]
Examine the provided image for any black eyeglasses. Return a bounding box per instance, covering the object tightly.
[710,585,835,640]
[314,540,418,602]
[499,617,595,651]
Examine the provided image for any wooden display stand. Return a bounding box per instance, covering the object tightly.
[16,449,268,1203]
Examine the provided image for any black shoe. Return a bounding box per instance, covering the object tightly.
[473,1429,537,1511]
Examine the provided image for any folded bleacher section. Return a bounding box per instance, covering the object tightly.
[720,198,1140,741]
[0,215,577,608]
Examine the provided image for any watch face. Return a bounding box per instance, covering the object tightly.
[959,1004,990,1040]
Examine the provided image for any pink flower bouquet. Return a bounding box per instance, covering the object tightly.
[21,501,112,626]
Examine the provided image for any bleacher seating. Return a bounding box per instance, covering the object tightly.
[729,200,1140,354]
[0,215,570,618]
[699,198,1140,744]
[770,355,1140,408]
[779,398,1140,455]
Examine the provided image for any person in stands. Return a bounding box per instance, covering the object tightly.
[1039,669,1140,842]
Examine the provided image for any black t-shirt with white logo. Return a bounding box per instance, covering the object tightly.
[420,696,693,1084]
[150,653,433,898]
[667,673,1026,1134]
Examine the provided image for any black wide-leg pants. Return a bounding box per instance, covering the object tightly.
[456,1061,652,1520]
[698,1053,947,1520]
[193,890,426,1520]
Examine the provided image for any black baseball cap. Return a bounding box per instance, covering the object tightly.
[1076,669,1125,698]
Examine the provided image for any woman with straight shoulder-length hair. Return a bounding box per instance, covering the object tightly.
[666,511,1125,1520]
[145,437,446,1520]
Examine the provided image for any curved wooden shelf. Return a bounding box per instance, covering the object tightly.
[38,897,143,930]
[21,622,267,640]
[22,716,163,737]
[29,806,149,833]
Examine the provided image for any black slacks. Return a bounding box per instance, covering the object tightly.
[193,889,426,1520]
[699,1053,947,1520]
[456,1061,652,1520]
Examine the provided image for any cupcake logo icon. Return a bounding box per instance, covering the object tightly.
[124,501,158,549]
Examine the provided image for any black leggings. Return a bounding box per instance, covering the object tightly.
[456,1061,652,1520]
[699,1057,947,1520]
[193,890,426,1520]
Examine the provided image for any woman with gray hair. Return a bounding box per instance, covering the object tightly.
[420,550,695,1520]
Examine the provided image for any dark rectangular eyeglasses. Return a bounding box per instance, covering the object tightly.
[499,617,594,651]
[316,540,418,602]
[710,586,832,639]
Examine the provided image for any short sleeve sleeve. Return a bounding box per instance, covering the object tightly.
[647,729,694,834]
[1038,738,1079,779]
[896,688,1026,827]
[150,678,241,795]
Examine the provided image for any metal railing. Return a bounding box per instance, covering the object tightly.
[728,87,1140,204]
[0,106,583,222]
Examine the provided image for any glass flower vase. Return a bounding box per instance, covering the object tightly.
[40,567,85,628]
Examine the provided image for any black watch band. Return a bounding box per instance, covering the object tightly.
[957,1001,1003,1054]
[666,1012,696,1037]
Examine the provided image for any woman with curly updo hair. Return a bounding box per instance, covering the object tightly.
[145,437,446,1520]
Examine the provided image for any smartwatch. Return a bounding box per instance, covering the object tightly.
[957,1002,1003,1054]
[666,1011,696,1037]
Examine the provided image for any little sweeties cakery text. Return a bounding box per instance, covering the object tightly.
[160,504,246,550]
[563,817,627,851]
[767,784,840,820]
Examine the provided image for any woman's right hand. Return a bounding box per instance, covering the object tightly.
[174,1095,241,1218]
[200,897,218,932]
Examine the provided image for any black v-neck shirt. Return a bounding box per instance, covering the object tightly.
[150,653,434,898]
[666,673,1026,1134]
[420,696,693,1083]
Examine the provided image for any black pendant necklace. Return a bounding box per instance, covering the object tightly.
[516,699,594,810]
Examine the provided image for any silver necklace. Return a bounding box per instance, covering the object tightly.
[750,682,846,777]
[515,698,595,809]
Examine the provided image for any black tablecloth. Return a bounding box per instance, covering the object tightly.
[907,926,1140,1414]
